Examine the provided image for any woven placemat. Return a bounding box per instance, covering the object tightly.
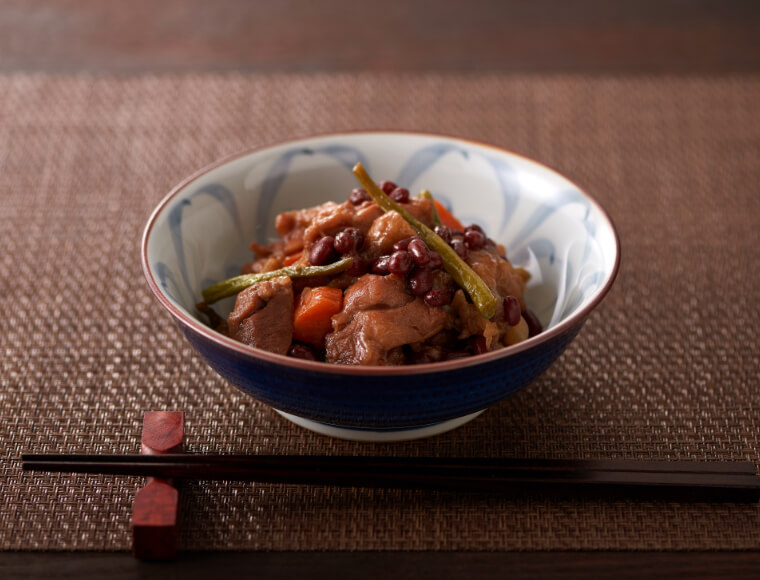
[1,73,758,551]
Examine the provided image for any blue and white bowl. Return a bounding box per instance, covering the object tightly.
[142,132,620,441]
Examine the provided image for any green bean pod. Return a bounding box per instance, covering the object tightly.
[353,163,498,319]
[201,256,353,305]
[417,189,443,227]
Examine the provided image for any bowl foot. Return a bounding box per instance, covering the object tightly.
[274,410,485,442]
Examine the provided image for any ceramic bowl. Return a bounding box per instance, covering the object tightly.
[142,132,620,441]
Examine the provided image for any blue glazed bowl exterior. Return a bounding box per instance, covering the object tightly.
[176,314,583,428]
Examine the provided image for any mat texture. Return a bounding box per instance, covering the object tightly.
[1,74,758,551]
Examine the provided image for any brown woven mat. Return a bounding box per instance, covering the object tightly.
[1,74,759,551]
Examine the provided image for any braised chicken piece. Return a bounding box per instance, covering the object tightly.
[227,276,294,355]
[325,274,447,365]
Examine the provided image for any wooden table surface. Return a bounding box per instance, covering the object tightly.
[2,0,759,74]
[2,1,759,578]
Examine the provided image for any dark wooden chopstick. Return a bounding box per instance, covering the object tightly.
[21,454,760,502]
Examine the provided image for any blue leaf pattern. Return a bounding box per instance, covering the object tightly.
[155,261,181,303]
[255,148,313,243]
[168,183,241,300]
[482,155,522,233]
[509,189,588,249]
[396,144,468,186]
[255,146,369,244]
[167,199,193,299]
[195,183,244,237]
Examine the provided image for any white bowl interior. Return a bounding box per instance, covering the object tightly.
[146,133,618,332]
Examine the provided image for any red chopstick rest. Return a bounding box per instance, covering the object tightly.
[131,411,184,560]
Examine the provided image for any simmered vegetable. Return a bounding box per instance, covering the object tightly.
[433,199,464,231]
[417,190,443,227]
[200,256,353,305]
[293,286,344,345]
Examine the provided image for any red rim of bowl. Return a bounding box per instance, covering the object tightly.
[141,130,621,377]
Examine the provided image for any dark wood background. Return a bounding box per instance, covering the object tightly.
[2,0,759,74]
[2,1,759,578]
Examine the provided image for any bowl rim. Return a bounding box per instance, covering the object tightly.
[141,130,621,376]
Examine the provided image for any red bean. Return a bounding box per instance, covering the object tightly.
[471,336,488,355]
[379,180,397,194]
[345,252,365,276]
[424,288,452,307]
[392,236,415,252]
[389,187,410,203]
[523,309,543,337]
[450,238,468,260]
[288,343,318,361]
[333,231,353,254]
[427,251,443,270]
[388,250,413,275]
[408,238,431,266]
[371,255,391,275]
[434,225,452,243]
[354,229,365,250]
[309,236,336,265]
[464,229,486,250]
[466,224,484,234]
[408,268,433,296]
[334,227,364,254]
[348,188,370,205]
[503,295,521,326]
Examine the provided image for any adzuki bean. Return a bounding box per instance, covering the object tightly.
[389,187,410,203]
[345,252,365,277]
[348,188,370,205]
[288,343,318,361]
[408,268,434,296]
[309,236,336,265]
[388,250,413,275]
[523,309,543,337]
[503,295,521,326]
[334,227,364,254]
[407,238,431,266]
[371,255,391,275]
[392,236,415,252]
[464,229,486,250]
[424,288,452,307]
[379,180,397,194]
[471,336,488,355]
[427,251,443,270]
[450,238,468,260]
[434,225,452,243]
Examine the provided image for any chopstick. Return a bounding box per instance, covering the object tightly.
[21,454,760,502]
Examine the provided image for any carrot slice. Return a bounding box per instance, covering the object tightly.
[282,252,303,266]
[292,286,344,346]
[434,199,464,231]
